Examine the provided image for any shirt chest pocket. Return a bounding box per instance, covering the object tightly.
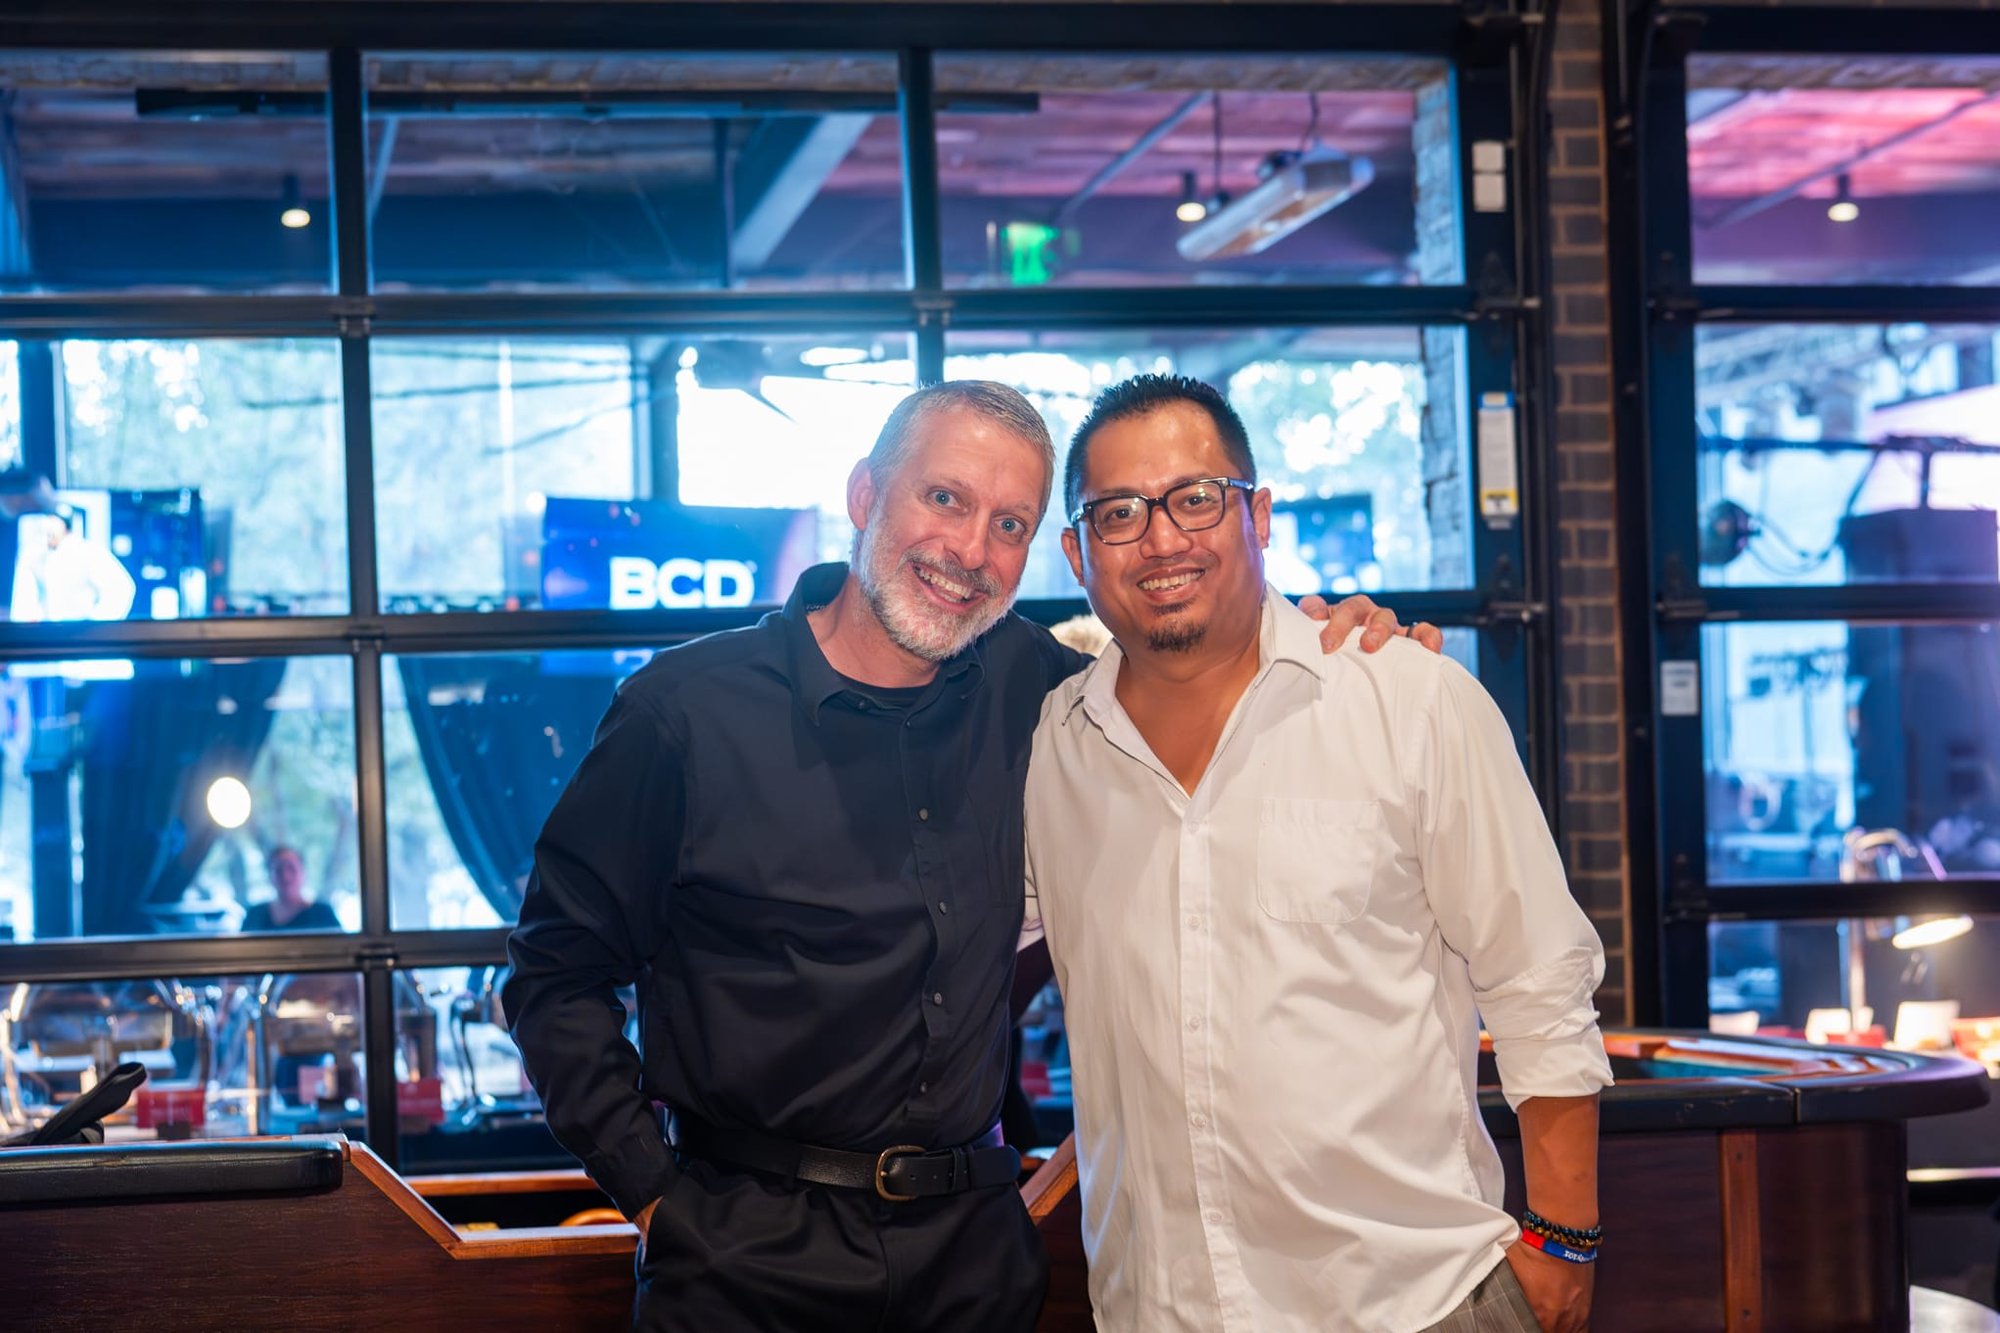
[1255,797,1384,925]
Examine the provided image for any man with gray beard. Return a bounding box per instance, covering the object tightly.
[505,380,1436,1332]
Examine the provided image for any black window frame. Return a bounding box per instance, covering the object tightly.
[0,2,1554,1168]
[1614,2,2000,1026]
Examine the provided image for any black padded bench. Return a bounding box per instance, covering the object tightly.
[0,1136,345,1206]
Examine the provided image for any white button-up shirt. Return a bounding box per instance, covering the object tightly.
[1022,586,1612,1333]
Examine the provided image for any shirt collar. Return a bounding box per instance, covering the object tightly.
[1264,581,1334,683]
[780,562,985,724]
[1063,582,1325,726]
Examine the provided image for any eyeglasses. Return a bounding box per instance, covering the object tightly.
[1070,477,1255,546]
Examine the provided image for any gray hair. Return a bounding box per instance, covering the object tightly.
[867,381,1057,519]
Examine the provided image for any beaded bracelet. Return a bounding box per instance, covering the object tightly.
[1519,1227,1598,1265]
[1520,1208,1602,1248]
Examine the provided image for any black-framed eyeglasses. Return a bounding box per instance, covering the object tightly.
[1070,477,1256,546]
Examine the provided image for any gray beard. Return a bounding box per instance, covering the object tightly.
[852,522,1007,663]
[862,573,953,662]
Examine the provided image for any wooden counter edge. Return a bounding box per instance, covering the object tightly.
[408,1168,599,1198]
[1021,1135,1078,1224]
[450,1222,638,1260]
[350,1133,1073,1260]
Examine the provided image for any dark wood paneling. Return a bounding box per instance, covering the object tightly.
[1,1118,1924,1332]
[1021,1136,1092,1332]
[1754,1121,1910,1333]
[1501,1131,1730,1332]
[0,1144,633,1331]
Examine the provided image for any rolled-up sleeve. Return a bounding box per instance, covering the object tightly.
[503,683,684,1217]
[1412,660,1613,1109]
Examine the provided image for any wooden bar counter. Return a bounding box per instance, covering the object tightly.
[0,1136,634,1330]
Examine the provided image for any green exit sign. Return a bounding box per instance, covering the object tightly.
[1003,221,1064,286]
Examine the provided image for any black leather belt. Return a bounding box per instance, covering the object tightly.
[673,1114,1021,1202]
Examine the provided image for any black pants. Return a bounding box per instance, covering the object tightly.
[633,1154,1049,1333]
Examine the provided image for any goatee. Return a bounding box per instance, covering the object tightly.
[1147,620,1206,653]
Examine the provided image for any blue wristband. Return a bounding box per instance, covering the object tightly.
[1520,1228,1598,1265]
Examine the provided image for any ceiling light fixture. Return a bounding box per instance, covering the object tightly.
[206,775,253,829]
[1205,92,1229,216]
[279,173,311,229]
[799,346,869,367]
[1175,171,1208,224]
[1827,172,1859,224]
[1176,147,1375,261]
[1891,914,1974,951]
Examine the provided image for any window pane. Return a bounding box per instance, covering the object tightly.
[935,55,1453,289]
[386,649,654,930]
[31,338,349,618]
[0,52,330,292]
[1695,324,2000,587]
[1689,57,2000,286]
[946,327,1463,599]
[374,334,913,613]
[1703,621,2000,885]
[675,333,916,585]
[0,342,22,470]
[0,656,356,941]
[395,966,581,1172]
[1708,917,1999,1040]
[1442,626,1478,678]
[0,971,425,1147]
[367,54,905,292]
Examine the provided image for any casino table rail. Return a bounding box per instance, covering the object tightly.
[1025,1027,1989,1332]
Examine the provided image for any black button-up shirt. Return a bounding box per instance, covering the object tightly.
[505,563,1087,1217]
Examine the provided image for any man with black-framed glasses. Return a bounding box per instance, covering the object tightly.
[1025,373,1611,1333]
[503,378,1441,1332]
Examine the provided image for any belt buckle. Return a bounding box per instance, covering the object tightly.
[873,1144,926,1202]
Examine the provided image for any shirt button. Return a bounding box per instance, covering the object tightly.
[918,808,930,821]
[1186,914,1203,931]
[1186,1016,1202,1031]
[938,902,949,915]
[931,991,945,1005]
[1205,1209,1224,1225]
[1190,1112,1208,1130]
[919,1082,929,1094]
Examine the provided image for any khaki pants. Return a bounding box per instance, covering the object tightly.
[1418,1258,1546,1333]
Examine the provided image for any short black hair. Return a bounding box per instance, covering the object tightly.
[1063,374,1256,521]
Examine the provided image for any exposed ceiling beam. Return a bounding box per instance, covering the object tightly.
[1051,91,1208,227]
[730,113,872,272]
[1699,89,2000,232]
[134,88,1037,119]
[366,115,398,223]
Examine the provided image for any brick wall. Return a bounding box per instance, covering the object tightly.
[1546,3,1633,1023]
